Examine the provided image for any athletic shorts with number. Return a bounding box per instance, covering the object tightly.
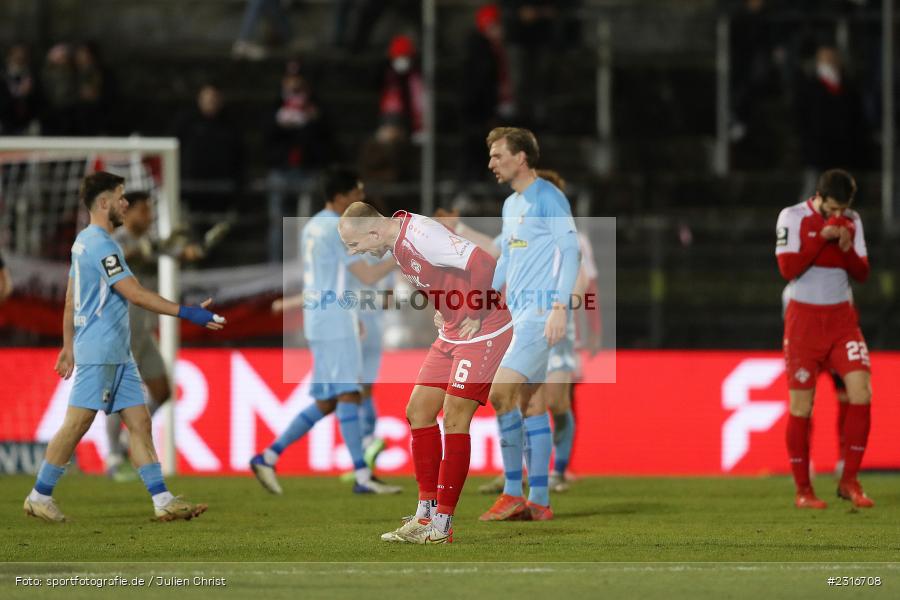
[547,318,577,375]
[416,326,514,405]
[69,361,147,414]
[309,336,362,401]
[783,300,870,390]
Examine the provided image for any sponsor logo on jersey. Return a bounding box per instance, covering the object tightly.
[410,259,422,273]
[102,254,123,277]
[776,227,788,246]
[808,232,817,237]
[401,271,430,288]
[508,237,527,249]
[448,235,470,257]
[794,368,810,384]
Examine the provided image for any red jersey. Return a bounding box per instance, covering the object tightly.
[775,199,869,305]
[391,211,512,343]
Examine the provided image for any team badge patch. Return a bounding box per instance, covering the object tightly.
[411,259,422,273]
[102,254,124,277]
[794,368,810,384]
[776,227,788,246]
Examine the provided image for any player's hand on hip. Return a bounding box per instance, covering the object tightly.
[459,316,481,340]
[838,227,853,252]
[54,348,74,379]
[544,304,567,346]
[178,298,226,330]
[820,225,841,240]
[433,310,445,329]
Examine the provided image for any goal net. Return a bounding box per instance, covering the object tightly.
[0,137,181,474]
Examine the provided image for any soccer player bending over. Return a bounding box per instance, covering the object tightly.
[480,127,580,522]
[24,172,226,523]
[776,168,873,509]
[338,202,513,544]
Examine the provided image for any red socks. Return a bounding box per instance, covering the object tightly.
[411,425,442,502]
[436,433,471,516]
[840,404,871,484]
[786,415,811,490]
[837,401,849,460]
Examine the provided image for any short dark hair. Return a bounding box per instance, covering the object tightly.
[80,171,125,210]
[816,169,857,205]
[123,190,151,211]
[320,165,360,204]
[486,127,540,167]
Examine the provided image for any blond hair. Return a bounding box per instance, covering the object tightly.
[536,169,566,192]
[486,127,540,167]
[339,201,384,233]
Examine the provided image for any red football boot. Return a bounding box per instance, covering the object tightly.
[794,487,827,509]
[837,480,874,508]
[478,494,528,521]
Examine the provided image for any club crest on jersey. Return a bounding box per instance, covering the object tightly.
[102,254,123,277]
[776,227,787,246]
[794,368,810,384]
[410,259,422,273]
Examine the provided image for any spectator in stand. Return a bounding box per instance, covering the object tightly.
[728,0,788,144]
[379,34,423,144]
[0,43,40,135]
[40,43,76,135]
[71,42,113,135]
[500,0,575,129]
[460,4,514,181]
[173,83,244,213]
[265,59,334,262]
[795,44,867,198]
[332,0,385,53]
[233,0,303,60]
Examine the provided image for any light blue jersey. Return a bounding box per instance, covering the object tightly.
[69,225,134,364]
[301,209,362,342]
[494,177,579,323]
[347,256,391,385]
[494,177,580,382]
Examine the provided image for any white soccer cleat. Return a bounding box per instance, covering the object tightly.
[549,472,570,493]
[396,518,453,544]
[380,515,418,542]
[353,479,403,495]
[250,455,283,495]
[154,496,208,521]
[24,496,67,523]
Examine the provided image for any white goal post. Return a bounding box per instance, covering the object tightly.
[0,136,181,475]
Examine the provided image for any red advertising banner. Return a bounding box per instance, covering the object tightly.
[1,349,898,475]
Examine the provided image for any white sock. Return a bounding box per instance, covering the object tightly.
[431,512,452,534]
[29,489,52,503]
[354,467,372,485]
[263,448,279,466]
[415,499,436,520]
[362,435,374,450]
[152,491,175,508]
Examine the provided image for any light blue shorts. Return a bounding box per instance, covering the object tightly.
[69,361,146,414]
[359,313,384,386]
[500,319,551,383]
[309,337,362,400]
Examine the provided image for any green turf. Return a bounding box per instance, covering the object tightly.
[2,474,898,598]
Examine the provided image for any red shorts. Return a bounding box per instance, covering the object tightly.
[783,300,870,390]
[415,326,514,405]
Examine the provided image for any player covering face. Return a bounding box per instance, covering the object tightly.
[775,168,873,510]
[339,202,514,544]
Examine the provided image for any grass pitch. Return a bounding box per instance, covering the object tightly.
[1,473,898,599]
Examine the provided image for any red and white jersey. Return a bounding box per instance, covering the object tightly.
[391,211,512,343]
[775,199,868,305]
